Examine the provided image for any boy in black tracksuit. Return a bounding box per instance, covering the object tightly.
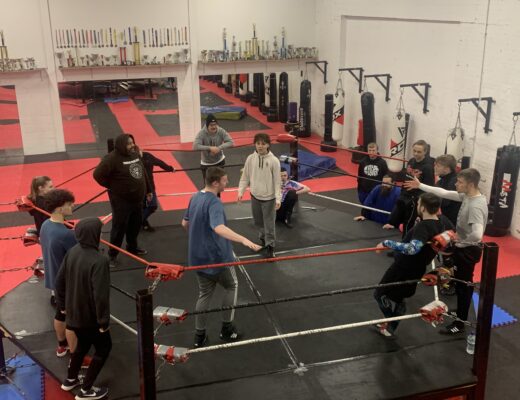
[374,193,454,336]
[385,140,435,237]
[56,217,111,399]
[357,142,388,204]
[93,133,152,262]
[139,149,175,231]
[434,154,460,227]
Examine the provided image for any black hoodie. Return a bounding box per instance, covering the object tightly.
[93,134,151,203]
[55,217,110,330]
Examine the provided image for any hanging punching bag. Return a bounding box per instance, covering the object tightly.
[298,79,312,138]
[262,74,270,114]
[224,74,232,93]
[285,102,298,132]
[388,112,410,173]
[485,145,520,237]
[238,74,248,102]
[321,94,336,152]
[445,105,465,167]
[360,92,376,150]
[332,82,345,143]
[267,73,278,122]
[278,72,289,123]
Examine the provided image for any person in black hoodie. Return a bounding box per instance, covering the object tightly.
[357,142,388,204]
[132,138,174,232]
[384,140,435,239]
[434,154,460,226]
[56,217,111,400]
[93,133,152,264]
[28,175,54,236]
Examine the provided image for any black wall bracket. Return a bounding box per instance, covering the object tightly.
[400,82,431,114]
[339,67,364,93]
[458,97,495,133]
[513,112,520,117]
[306,60,328,84]
[365,73,391,102]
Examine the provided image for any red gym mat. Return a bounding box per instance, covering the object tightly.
[62,119,96,144]
[0,122,23,150]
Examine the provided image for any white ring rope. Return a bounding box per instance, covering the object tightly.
[158,188,240,197]
[308,192,391,215]
[187,313,422,354]
[110,314,138,336]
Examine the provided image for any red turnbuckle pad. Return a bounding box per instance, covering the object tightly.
[431,230,458,253]
[145,263,184,281]
[154,344,189,364]
[420,300,448,326]
[421,267,453,287]
[15,196,35,212]
[276,133,297,143]
[22,227,39,247]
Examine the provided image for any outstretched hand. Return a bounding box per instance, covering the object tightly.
[403,176,421,190]
[243,238,262,252]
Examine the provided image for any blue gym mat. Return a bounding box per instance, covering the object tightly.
[472,292,518,328]
[280,150,337,181]
[0,355,43,400]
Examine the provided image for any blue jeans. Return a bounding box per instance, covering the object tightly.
[143,192,158,223]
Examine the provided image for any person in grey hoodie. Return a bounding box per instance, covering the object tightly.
[193,114,234,186]
[56,217,111,400]
[238,133,281,258]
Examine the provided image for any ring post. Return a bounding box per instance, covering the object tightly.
[137,289,156,400]
[474,242,499,400]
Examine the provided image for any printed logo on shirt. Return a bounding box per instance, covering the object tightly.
[129,163,143,179]
[364,164,381,177]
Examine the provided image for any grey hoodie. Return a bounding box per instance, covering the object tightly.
[238,150,282,202]
[193,126,234,165]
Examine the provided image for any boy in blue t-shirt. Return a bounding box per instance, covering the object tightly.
[182,167,261,348]
[39,189,77,357]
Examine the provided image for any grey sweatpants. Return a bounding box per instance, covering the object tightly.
[251,196,276,247]
[195,267,238,331]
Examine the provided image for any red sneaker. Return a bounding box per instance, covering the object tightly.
[56,345,69,357]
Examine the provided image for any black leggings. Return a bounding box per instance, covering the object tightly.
[108,194,142,257]
[68,328,112,391]
[276,190,298,221]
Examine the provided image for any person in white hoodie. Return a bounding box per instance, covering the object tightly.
[238,133,281,258]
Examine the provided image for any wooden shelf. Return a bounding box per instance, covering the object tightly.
[197,58,317,75]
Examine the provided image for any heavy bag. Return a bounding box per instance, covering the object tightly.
[360,92,376,150]
[321,94,336,152]
[251,73,262,106]
[267,73,278,122]
[485,145,520,237]
[238,74,248,101]
[445,127,465,166]
[332,86,345,142]
[224,74,232,93]
[278,72,289,123]
[262,74,270,113]
[234,74,240,98]
[388,112,410,172]
[217,75,225,88]
[298,79,312,138]
[284,102,298,132]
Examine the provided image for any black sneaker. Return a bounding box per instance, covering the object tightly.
[439,322,465,335]
[127,247,148,256]
[260,238,266,247]
[265,245,276,258]
[220,324,241,342]
[142,221,155,232]
[75,386,108,400]
[109,256,118,269]
[284,218,293,229]
[61,377,81,391]
[194,332,208,348]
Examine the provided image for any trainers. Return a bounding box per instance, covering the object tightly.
[375,323,393,337]
[56,345,69,357]
[265,245,276,259]
[75,386,109,400]
[109,256,118,269]
[284,218,293,229]
[439,322,465,335]
[128,247,148,255]
[194,332,208,348]
[61,378,81,391]
[142,221,155,232]
[220,324,241,342]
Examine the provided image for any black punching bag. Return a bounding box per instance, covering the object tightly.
[360,92,376,151]
[298,79,312,137]
[485,145,520,236]
[321,94,337,152]
[278,72,289,123]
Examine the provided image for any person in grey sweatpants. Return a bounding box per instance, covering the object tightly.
[182,167,261,348]
[238,133,281,258]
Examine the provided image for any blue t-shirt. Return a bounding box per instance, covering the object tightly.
[183,191,235,275]
[40,219,77,290]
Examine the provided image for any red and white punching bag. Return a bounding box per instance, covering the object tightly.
[332,79,345,143]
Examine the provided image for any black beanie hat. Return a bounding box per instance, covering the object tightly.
[206,114,217,128]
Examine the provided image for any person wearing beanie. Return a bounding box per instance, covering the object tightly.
[193,114,234,187]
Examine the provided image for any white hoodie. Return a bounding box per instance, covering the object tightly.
[238,151,281,202]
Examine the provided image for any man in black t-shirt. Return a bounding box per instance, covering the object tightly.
[384,140,435,238]
[357,142,388,204]
[374,192,454,337]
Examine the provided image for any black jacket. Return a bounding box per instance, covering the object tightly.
[402,157,435,199]
[142,152,174,192]
[29,195,49,236]
[357,156,388,193]
[93,134,151,203]
[55,217,110,330]
[437,171,460,226]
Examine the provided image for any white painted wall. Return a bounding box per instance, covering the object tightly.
[313,0,520,237]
